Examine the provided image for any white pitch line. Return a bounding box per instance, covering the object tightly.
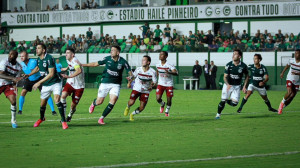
[78,151,300,168]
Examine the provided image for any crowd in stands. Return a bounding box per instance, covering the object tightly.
[1,25,300,55]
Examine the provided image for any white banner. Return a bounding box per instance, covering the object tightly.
[2,2,300,26]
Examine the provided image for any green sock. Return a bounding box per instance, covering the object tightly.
[56,102,66,122]
[102,103,114,118]
[239,98,248,109]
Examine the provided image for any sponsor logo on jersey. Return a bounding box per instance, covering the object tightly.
[253,76,263,80]
[230,74,240,79]
[238,68,243,73]
[107,69,119,76]
[117,64,122,70]
[259,70,263,74]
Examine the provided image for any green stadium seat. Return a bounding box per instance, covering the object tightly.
[88,46,95,53]
[162,45,168,51]
[224,47,229,52]
[105,48,111,53]
[26,49,31,53]
[26,41,31,45]
[135,48,140,53]
[118,39,123,44]
[159,41,163,46]
[241,40,247,43]
[99,48,105,53]
[217,47,225,52]
[0,49,5,54]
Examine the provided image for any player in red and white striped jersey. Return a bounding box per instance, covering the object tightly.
[0,50,23,128]
[155,51,178,116]
[124,55,156,121]
[278,49,300,114]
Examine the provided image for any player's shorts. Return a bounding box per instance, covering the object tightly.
[221,84,240,102]
[98,83,120,98]
[62,83,84,104]
[129,90,149,103]
[247,84,267,96]
[0,84,16,97]
[23,77,43,92]
[286,80,299,91]
[41,82,62,100]
[156,85,174,97]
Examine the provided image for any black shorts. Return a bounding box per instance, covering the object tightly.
[23,77,43,92]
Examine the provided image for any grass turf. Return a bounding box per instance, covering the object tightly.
[0,88,299,168]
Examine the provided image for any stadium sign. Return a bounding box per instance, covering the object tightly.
[1,2,300,26]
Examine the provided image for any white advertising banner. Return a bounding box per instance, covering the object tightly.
[2,2,300,26]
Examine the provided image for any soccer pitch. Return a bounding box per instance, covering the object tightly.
[0,88,300,168]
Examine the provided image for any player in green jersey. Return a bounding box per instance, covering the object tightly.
[82,45,133,125]
[26,44,68,129]
[216,49,249,119]
[237,54,277,113]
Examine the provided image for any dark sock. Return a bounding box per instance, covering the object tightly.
[218,101,226,114]
[227,100,238,107]
[265,100,272,109]
[239,98,248,109]
[56,102,66,122]
[102,103,114,118]
[40,106,46,120]
[93,98,98,106]
[62,102,67,113]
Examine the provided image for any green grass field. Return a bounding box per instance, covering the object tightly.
[0,88,300,168]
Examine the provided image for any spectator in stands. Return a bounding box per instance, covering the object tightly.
[167,41,175,52]
[9,39,16,49]
[45,5,51,11]
[147,42,154,52]
[222,39,229,48]
[164,23,171,38]
[154,25,163,42]
[82,2,87,9]
[188,31,196,50]
[143,35,149,45]
[274,39,281,49]
[286,41,295,51]
[236,39,246,51]
[265,39,274,51]
[86,27,93,39]
[252,33,260,43]
[215,30,222,39]
[52,4,59,10]
[289,33,296,42]
[13,7,18,12]
[229,30,234,39]
[99,38,107,49]
[173,36,183,52]
[206,30,214,45]
[68,36,76,47]
[247,41,257,52]
[75,2,80,9]
[162,34,169,46]
[284,34,290,43]
[132,35,139,46]
[83,40,89,52]
[139,22,149,38]
[0,42,8,53]
[145,28,152,38]
[153,41,161,52]
[208,40,218,52]
[277,40,286,51]
[19,6,24,12]
[122,36,126,43]
[263,30,269,39]
[139,41,147,52]
[277,29,284,40]
[241,30,249,40]
[256,29,261,37]
[93,2,100,8]
[64,4,71,10]
[227,40,236,52]
[126,36,132,46]
[172,29,178,39]
[295,40,300,49]
[114,1,121,6]
[185,40,192,52]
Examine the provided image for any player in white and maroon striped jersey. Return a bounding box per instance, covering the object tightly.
[155,51,178,117]
[124,55,157,121]
[278,49,300,114]
[0,50,23,128]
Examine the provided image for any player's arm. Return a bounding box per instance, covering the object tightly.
[0,71,22,83]
[62,65,81,78]
[32,67,55,90]
[260,74,269,87]
[280,64,290,78]
[243,73,250,93]
[81,62,99,67]
[26,66,39,78]
[165,68,178,76]
[61,67,69,72]
[223,73,230,86]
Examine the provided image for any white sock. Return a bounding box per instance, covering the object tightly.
[282,98,286,103]
[69,108,76,117]
[61,98,67,112]
[100,116,104,119]
[132,109,140,115]
[159,100,165,106]
[11,105,16,123]
[165,106,171,113]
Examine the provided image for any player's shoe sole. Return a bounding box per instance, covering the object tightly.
[12,123,17,128]
[98,118,105,125]
[278,102,284,115]
[62,122,69,129]
[124,107,130,116]
[89,103,95,114]
[215,113,221,119]
[160,102,165,113]
[269,108,278,112]
[129,114,134,121]
[34,118,45,127]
